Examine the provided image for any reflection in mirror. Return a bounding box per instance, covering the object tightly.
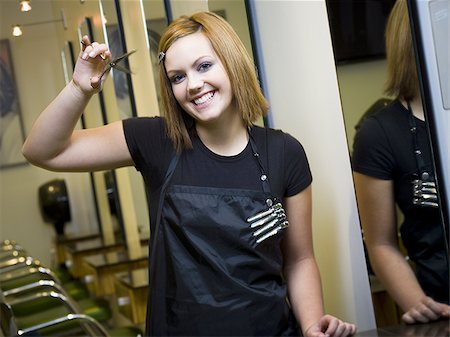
[61,41,75,86]
[77,17,108,128]
[208,1,254,58]
[100,0,150,241]
[100,0,136,119]
[78,17,124,245]
[61,40,102,235]
[207,0,264,127]
[326,0,449,327]
[140,0,168,111]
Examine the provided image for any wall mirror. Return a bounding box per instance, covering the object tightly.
[209,0,264,127]
[99,0,150,241]
[77,17,124,245]
[325,0,448,326]
[100,0,136,119]
[61,40,102,235]
[139,0,169,112]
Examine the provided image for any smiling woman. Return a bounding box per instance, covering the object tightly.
[21,9,357,337]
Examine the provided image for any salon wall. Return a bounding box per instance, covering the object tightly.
[252,0,375,330]
[336,59,388,149]
[0,0,98,265]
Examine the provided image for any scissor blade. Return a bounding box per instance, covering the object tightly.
[112,64,132,74]
[113,49,137,63]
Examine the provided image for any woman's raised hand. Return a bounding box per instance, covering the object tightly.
[72,35,112,95]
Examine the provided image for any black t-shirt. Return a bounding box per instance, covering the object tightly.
[123,116,312,232]
[352,100,448,303]
[352,100,435,214]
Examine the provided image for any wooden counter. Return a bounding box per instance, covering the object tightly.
[115,268,149,324]
[82,246,148,297]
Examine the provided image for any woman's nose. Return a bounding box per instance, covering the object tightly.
[187,74,204,92]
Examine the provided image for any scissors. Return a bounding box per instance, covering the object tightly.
[97,49,137,82]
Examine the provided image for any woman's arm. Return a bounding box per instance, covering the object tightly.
[22,36,133,172]
[283,186,356,337]
[353,172,450,323]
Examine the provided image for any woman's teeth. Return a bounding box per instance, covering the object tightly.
[194,91,214,105]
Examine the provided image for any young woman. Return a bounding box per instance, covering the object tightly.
[23,11,356,337]
[352,0,449,325]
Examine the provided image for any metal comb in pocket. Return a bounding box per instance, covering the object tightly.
[247,200,289,245]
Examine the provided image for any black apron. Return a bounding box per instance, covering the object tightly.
[397,107,449,304]
[146,131,300,336]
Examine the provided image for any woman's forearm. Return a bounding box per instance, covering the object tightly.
[285,257,324,335]
[22,80,91,167]
[368,244,427,312]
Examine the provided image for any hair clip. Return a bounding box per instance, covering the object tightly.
[158,51,165,64]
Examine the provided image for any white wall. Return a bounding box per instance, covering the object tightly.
[251,0,375,330]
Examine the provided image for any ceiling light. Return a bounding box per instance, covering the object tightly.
[20,0,32,12]
[12,25,23,36]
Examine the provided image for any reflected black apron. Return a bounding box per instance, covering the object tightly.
[146,133,300,336]
[397,108,449,304]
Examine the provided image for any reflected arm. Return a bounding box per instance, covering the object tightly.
[353,173,427,311]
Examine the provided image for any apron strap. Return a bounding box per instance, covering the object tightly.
[248,126,285,197]
[407,101,427,174]
[149,153,180,272]
[249,128,271,194]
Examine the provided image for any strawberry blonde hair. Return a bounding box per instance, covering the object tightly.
[158,11,269,152]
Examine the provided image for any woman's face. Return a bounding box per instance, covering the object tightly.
[164,32,235,126]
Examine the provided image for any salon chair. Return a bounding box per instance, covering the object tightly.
[1,292,143,337]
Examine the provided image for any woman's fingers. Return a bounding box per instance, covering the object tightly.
[402,297,450,324]
[319,315,356,337]
[80,38,111,62]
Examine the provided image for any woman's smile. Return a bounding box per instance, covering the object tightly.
[192,90,215,106]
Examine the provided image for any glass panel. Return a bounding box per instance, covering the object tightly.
[208,0,263,126]
[326,1,448,326]
[61,40,102,235]
[100,0,150,239]
[141,0,168,111]
[78,18,121,244]
[101,0,135,119]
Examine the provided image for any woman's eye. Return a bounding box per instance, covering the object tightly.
[198,62,212,72]
[170,74,185,84]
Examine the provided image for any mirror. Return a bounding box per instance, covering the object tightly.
[325,0,449,326]
[100,0,150,243]
[100,0,136,119]
[140,0,168,112]
[61,40,102,234]
[78,17,123,245]
[208,0,264,127]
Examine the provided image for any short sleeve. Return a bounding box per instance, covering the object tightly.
[352,117,395,180]
[122,117,174,175]
[284,133,313,197]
